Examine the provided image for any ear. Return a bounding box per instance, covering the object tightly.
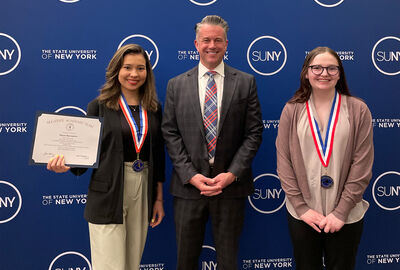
[194,39,199,52]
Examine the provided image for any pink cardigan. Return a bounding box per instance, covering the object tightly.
[276,96,374,222]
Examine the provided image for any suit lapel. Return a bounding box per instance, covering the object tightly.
[187,67,206,137]
[103,105,124,151]
[218,64,237,136]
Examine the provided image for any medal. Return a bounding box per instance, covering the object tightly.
[119,94,148,172]
[133,153,145,172]
[306,91,341,188]
[321,175,334,188]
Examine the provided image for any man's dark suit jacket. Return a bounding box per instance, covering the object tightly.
[71,99,165,224]
[162,64,263,199]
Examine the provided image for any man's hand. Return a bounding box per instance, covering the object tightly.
[189,174,222,196]
[213,172,236,189]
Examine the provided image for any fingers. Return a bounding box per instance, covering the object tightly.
[323,220,338,233]
[303,218,321,233]
[300,209,324,233]
[309,222,322,233]
[320,217,334,233]
[200,183,221,191]
[204,177,216,186]
[319,218,327,230]
[200,190,222,196]
[321,214,344,233]
[47,155,70,173]
[150,202,165,228]
[150,215,162,228]
[323,221,331,233]
[212,172,235,189]
[199,183,221,196]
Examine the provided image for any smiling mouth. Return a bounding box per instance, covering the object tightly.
[128,80,139,85]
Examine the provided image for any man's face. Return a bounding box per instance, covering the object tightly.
[194,24,228,70]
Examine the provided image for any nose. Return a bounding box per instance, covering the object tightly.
[130,69,138,77]
[209,40,216,48]
[320,67,329,76]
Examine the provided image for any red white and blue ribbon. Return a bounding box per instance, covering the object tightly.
[119,94,148,155]
[306,91,341,168]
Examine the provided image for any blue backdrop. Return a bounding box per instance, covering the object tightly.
[1,0,399,269]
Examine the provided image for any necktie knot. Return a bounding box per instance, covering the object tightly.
[206,71,216,78]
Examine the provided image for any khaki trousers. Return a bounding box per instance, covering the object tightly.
[89,162,149,270]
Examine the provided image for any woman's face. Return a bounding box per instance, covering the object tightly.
[118,53,147,95]
[306,52,340,93]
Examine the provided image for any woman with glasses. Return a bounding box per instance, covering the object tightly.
[276,46,374,270]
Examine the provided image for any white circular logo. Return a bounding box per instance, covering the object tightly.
[248,173,286,214]
[0,181,22,224]
[59,0,80,3]
[247,36,287,76]
[314,0,344,7]
[49,251,91,270]
[0,33,21,76]
[118,34,159,69]
[372,171,400,211]
[200,245,217,269]
[371,36,400,76]
[189,0,217,6]
[55,106,87,115]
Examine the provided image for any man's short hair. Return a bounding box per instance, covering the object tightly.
[195,15,229,39]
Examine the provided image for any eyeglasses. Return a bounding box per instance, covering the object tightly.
[309,65,340,76]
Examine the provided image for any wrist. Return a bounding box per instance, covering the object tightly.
[228,172,238,183]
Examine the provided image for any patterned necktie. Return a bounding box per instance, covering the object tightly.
[203,71,218,159]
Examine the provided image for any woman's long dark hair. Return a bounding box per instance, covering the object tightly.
[97,44,158,112]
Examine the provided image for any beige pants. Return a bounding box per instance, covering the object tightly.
[89,162,149,270]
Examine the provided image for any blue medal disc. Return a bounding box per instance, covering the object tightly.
[132,159,144,172]
[321,175,334,188]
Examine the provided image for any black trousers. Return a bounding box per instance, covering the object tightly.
[174,196,246,270]
[287,212,364,270]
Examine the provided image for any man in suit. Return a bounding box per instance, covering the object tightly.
[162,15,263,270]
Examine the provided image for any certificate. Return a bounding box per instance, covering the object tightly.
[30,112,103,168]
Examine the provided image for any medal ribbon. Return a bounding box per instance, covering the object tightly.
[306,91,341,168]
[119,94,148,155]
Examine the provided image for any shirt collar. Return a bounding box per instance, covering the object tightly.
[198,61,225,79]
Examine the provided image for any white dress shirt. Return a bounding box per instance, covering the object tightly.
[198,61,225,163]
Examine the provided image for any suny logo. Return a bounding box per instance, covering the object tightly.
[59,0,80,3]
[0,33,21,76]
[189,0,217,6]
[248,173,286,214]
[118,35,159,69]
[372,171,400,211]
[55,106,87,115]
[49,251,91,270]
[372,36,400,76]
[313,0,344,8]
[0,181,22,224]
[200,245,217,270]
[247,36,287,76]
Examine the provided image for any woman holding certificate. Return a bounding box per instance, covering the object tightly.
[47,44,165,270]
[276,47,374,270]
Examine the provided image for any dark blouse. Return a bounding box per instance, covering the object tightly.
[120,105,150,162]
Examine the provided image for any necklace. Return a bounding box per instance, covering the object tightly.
[129,105,139,112]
